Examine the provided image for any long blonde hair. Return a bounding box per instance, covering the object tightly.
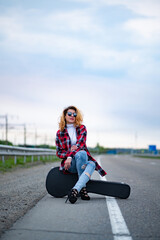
[59,106,83,131]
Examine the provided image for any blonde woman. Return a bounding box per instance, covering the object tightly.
[56,106,107,204]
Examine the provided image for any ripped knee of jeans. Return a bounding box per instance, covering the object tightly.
[85,172,91,178]
[81,164,86,170]
[89,161,96,169]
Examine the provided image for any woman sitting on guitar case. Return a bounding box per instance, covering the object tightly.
[56,105,107,204]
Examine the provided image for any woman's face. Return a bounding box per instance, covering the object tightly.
[65,108,77,124]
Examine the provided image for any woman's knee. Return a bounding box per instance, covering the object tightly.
[84,161,96,178]
[75,150,87,160]
[89,161,96,170]
[75,150,88,169]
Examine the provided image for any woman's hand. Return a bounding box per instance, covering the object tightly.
[64,157,72,170]
[71,145,78,151]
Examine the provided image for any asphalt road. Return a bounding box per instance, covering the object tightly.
[1,154,160,240]
[101,154,160,240]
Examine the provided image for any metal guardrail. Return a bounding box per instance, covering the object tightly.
[0,144,56,164]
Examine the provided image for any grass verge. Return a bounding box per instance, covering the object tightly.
[134,155,160,160]
[0,155,60,172]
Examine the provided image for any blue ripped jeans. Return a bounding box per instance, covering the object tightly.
[68,150,96,192]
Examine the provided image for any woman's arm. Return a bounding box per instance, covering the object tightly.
[76,125,87,149]
[56,132,70,159]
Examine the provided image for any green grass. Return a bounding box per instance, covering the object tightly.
[0,155,60,172]
[134,155,160,160]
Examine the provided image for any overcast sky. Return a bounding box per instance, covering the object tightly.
[0,0,160,148]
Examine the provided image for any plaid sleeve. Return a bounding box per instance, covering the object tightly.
[76,125,87,148]
[68,125,87,158]
[56,131,70,159]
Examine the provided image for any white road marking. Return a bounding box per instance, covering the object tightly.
[97,157,132,240]
[150,162,156,165]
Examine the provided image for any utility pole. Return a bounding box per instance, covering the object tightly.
[0,116,34,146]
[24,124,26,146]
[5,115,8,142]
[135,131,138,153]
[35,128,37,146]
[0,115,8,142]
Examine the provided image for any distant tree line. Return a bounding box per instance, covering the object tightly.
[0,139,56,149]
[89,143,133,154]
[0,140,13,146]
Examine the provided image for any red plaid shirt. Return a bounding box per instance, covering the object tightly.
[56,124,107,176]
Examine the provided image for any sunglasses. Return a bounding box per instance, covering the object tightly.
[67,112,77,117]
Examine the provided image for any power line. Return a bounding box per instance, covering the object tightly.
[0,115,54,146]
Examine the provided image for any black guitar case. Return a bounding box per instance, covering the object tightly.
[46,167,131,199]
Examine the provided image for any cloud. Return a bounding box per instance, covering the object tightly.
[0,1,160,148]
[44,9,103,34]
[1,72,160,133]
[0,13,149,73]
[123,18,160,45]
[106,0,160,17]
[105,0,160,45]
[74,0,160,45]
[0,3,159,75]
[0,12,129,70]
